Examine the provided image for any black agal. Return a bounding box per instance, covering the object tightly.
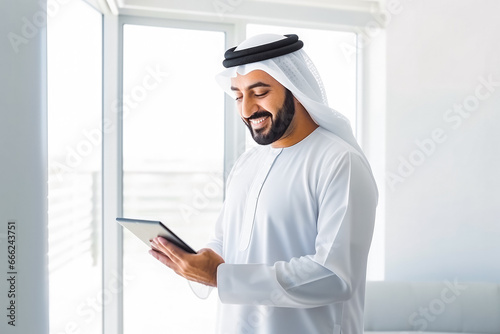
[222,34,304,68]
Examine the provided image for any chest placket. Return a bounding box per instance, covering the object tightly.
[238,148,283,251]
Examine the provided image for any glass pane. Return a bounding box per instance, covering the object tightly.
[246,24,357,148]
[47,1,103,333]
[122,25,225,334]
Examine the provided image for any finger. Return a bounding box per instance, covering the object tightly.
[155,237,188,262]
[150,249,191,279]
[150,240,160,251]
[151,237,171,256]
[149,249,167,263]
[149,249,179,271]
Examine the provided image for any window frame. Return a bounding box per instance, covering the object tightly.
[102,15,243,334]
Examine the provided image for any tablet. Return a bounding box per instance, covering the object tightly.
[117,217,196,254]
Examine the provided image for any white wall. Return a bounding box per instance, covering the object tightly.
[0,0,49,333]
[384,0,500,281]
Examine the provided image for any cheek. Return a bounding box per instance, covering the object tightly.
[266,92,287,113]
[260,98,280,112]
[266,103,283,117]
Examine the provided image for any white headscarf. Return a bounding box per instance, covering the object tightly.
[216,33,366,160]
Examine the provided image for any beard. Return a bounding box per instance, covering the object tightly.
[245,89,295,145]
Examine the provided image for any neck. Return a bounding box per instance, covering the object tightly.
[271,100,319,148]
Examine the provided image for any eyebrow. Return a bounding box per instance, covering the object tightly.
[230,81,271,91]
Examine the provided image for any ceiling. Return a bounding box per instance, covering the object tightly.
[89,0,384,27]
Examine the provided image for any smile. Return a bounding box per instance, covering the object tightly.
[249,116,269,125]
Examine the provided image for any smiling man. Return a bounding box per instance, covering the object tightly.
[150,34,378,334]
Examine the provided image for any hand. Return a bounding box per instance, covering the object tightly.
[149,237,224,287]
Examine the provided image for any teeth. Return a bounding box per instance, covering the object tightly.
[250,117,267,124]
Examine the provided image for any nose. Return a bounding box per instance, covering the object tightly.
[240,96,259,119]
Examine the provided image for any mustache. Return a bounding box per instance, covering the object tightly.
[246,111,272,121]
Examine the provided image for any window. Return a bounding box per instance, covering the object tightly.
[121,24,225,333]
[47,10,371,332]
[47,1,103,333]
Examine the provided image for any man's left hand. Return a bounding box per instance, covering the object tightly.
[149,237,224,287]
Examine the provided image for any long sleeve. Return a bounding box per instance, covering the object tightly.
[205,202,225,257]
[216,152,378,308]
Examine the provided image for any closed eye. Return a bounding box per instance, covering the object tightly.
[254,91,269,97]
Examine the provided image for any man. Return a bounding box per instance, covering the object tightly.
[149,33,378,334]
